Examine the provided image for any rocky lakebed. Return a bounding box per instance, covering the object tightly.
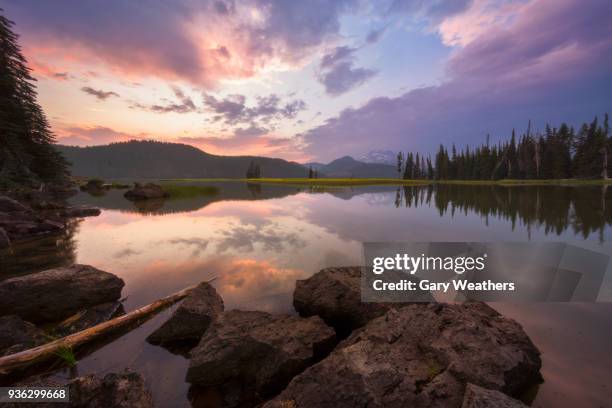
[0,187,543,407]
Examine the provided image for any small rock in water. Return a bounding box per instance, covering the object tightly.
[147,282,224,349]
[461,384,528,408]
[187,310,336,406]
[124,183,169,200]
[0,315,48,356]
[264,302,541,408]
[0,264,125,324]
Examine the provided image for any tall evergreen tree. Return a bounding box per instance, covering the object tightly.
[0,9,68,185]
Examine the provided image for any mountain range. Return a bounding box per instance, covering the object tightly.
[57,140,398,179]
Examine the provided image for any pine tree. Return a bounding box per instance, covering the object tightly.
[0,10,68,185]
[396,151,403,179]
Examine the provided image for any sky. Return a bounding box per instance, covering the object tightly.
[1,0,611,163]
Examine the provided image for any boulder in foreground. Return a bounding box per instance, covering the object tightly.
[124,183,169,200]
[187,310,336,405]
[461,384,528,408]
[147,282,224,347]
[264,302,541,408]
[10,371,154,408]
[0,264,125,324]
[293,267,395,335]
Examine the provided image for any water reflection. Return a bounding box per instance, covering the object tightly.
[2,181,612,407]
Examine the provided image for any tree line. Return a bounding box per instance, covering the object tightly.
[397,115,611,180]
[0,10,68,188]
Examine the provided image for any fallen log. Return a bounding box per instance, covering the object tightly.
[0,281,209,377]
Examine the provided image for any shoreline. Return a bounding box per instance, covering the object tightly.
[160,177,612,186]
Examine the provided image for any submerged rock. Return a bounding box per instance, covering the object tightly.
[0,264,125,324]
[264,302,541,408]
[53,301,125,337]
[124,183,169,200]
[187,310,336,404]
[0,315,48,356]
[293,267,394,335]
[67,370,154,408]
[147,282,224,348]
[461,384,528,408]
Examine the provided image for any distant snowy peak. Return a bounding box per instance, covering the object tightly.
[359,150,396,165]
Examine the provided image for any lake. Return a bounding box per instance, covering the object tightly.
[3,181,612,407]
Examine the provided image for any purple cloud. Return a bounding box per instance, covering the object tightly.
[318,46,377,96]
[304,0,612,161]
[81,87,119,100]
[131,86,197,114]
[4,0,358,86]
[202,93,306,126]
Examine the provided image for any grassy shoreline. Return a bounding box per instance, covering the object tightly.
[162,177,612,186]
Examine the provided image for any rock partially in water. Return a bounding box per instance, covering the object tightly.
[61,206,101,218]
[461,384,528,408]
[0,195,30,213]
[0,264,125,324]
[124,183,169,201]
[147,282,224,348]
[293,266,394,336]
[0,315,48,356]
[0,198,64,244]
[187,310,336,405]
[53,301,126,337]
[264,302,541,408]
[0,226,10,249]
[67,370,153,408]
[80,179,106,195]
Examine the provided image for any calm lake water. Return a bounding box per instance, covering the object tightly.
[3,182,612,407]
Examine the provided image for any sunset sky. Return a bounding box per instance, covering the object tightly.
[2,0,611,162]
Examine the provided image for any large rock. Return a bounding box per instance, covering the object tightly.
[124,183,169,200]
[264,302,541,408]
[8,371,152,408]
[187,310,336,404]
[66,371,153,408]
[294,267,394,335]
[461,384,528,408]
[0,315,48,356]
[147,282,224,347]
[0,264,125,324]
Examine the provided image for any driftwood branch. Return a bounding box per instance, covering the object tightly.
[0,281,207,377]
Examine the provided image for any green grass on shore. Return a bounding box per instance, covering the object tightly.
[163,177,612,186]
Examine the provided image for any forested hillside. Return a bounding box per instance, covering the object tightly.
[57,140,309,179]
